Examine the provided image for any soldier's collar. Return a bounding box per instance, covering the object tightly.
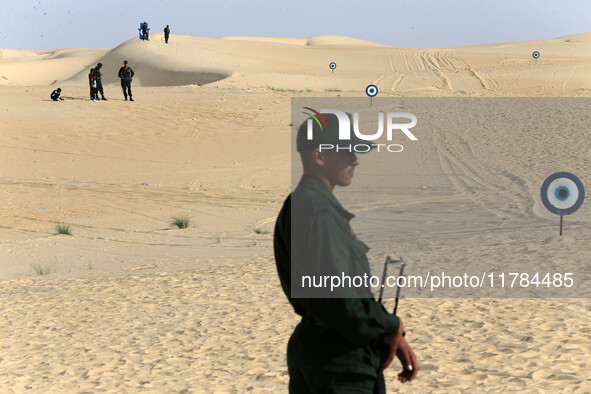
[297,175,354,221]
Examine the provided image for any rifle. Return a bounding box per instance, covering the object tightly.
[376,256,407,393]
[378,256,406,315]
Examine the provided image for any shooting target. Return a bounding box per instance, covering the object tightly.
[541,172,585,215]
[532,51,540,59]
[329,62,337,70]
[366,84,378,97]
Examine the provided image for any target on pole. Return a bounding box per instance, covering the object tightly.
[366,84,378,97]
[329,62,337,70]
[532,51,540,59]
[541,172,585,216]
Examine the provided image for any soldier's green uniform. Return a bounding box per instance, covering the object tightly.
[94,63,106,100]
[164,25,170,44]
[118,61,135,101]
[274,174,400,393]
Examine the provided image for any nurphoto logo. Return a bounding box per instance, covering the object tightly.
[304,108,418,153]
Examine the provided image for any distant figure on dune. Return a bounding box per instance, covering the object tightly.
[94,63,107,100]
[50,88,64,101]
[164,25,170,44]
[118,60,135,101]
[142,21,149,41]
[139,21,150,40]
[88,68,98,101]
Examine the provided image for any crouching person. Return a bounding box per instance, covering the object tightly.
[51,88,64,101]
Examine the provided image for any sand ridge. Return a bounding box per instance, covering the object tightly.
[1,33,591,392]
[2,33,591,95]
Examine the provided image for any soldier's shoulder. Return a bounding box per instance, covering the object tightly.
[292,187,333,215]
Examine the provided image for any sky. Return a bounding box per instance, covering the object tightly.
[1,0,589,50]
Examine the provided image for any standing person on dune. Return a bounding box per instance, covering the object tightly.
[164,25,170,44]
[142,21,149,41]
[118,60,135,101]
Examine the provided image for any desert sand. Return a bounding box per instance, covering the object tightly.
[1,33,590,392]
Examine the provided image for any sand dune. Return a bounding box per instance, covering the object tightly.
[63,35,234,87]
[2,33,591,94]
[0,48,105,86]
[221,35,386,47]
[1,33,590,392]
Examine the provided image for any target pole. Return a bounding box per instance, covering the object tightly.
[365,84,378,107]
[540,172,585,237]
[329,62,337,74]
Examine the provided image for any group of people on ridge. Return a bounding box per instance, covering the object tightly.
[139,21,170,44]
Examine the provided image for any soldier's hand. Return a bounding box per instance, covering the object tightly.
[396,337,418,382]
[381,319,403,370]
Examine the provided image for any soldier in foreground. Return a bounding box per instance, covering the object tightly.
[273,114,418,393]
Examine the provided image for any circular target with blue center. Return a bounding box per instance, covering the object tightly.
[541,172,585,215]
[329,62,337,70]
[532,51,540,59]
[366,84,378,97]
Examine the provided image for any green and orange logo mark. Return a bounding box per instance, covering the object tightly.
[303,107,329,131]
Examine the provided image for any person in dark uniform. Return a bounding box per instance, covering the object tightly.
[50,88,64,101]
[94,63,107,100]
[142,21,149,41]
[164,25,170,44]
[118,60,135,101]
[88,68,94,100]
[274,114,418,393]
[88,68,98,101]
